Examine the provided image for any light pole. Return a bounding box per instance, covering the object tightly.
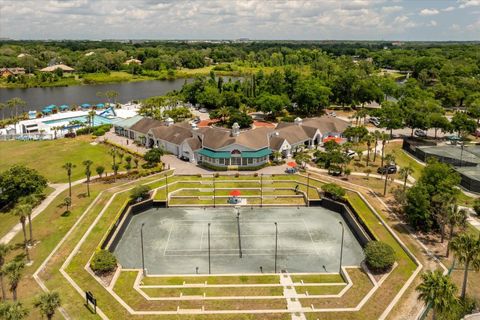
[140,223,146,276]
[338,221,344,274]
[208,223,211,274]
[274,222,278,273]
[237,209,242,258]
[260,173,263,207]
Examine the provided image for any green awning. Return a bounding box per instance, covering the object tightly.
[198,148,271,159]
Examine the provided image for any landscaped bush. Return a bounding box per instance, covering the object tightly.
[199,162,228,171]
[321,183,346,200]
[76,124,112,136]
[90,249,117,274]
[130,185,151,202]
[364,241,395,273]
[473,198,480,217]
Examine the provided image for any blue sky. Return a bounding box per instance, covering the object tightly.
[0,0,479,41]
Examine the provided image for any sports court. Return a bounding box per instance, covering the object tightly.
[113,207,365,275]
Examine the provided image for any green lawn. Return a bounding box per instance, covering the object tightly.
[0,136,117,183]
[385,142,424,180]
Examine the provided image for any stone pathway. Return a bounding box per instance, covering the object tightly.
[279,272,306,320]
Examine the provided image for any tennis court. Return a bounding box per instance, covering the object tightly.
[113,207,365,275]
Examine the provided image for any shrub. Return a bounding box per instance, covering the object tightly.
[76,124,112,136]
[473,198,480,217]
[321,183,346,200]
[90,250,117,274]
[364,241,395,273]
[130,185,151,202]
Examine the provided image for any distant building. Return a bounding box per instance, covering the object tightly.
[124,58,142,65]
[40,64,75,73]
[85,51,95,56]
[0,67,25,77]
[17,53,30,58]
[204,57,214,65]
[114,116,350,167]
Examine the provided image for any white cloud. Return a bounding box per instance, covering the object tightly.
[466,19,480,30]
[419,8,439,16]
[442,6,456,11]
[381,6,403,14]
[458,0,480,8]
[427,20,438,27]
[450,23,461,31]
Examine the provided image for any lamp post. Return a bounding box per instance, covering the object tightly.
[140,223,146,276]
[338,221,344,274]
[237,209,242,258]
[208,223,211,274]
[274,222,278,273]
[260,174,263,207]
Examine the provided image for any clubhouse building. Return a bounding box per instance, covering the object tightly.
[114,116,350,168]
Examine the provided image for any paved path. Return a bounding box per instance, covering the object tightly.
[0,178,86,245]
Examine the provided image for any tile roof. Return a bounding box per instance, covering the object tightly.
[130,118,163,134]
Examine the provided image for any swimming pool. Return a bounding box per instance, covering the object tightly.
[43,115,113,126]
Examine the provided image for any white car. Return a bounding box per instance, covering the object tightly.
[345,150,356,158]
[199,108,208,113]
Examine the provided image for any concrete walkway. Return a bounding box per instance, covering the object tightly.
[0,178,86,245]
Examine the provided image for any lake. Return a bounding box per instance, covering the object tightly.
[0,79,193,113]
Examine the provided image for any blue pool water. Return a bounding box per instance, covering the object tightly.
[43,115,113,126]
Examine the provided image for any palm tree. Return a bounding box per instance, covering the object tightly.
[0,301,29,320]
[6,98,26,118]
[34,291,61,320]
[0,103,6,121]
[12,204,31,261]
[19,195,38,245]
[87,110,96,132]
[82,160,93,197]
[363,134,375,166]
[0,244,11,301]
[109,148,117,181]
[3,260,25,301]
[272,151,282,162]
[380,132,389,168]
[383,154,395,196]
[356,150,363,162]
[63,197,72,212]
[446,205,467,258]
[373,130,381,162]
[62,162,76,199]
[398,165,414,190]
[217,106,230,123]
[449,233,480,299]
[416,270,457,320]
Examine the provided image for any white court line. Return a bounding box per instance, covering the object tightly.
[163,223,174,257]
[163,252,318,257]
[199,226,204,250]
[165,247,315,252]
[173,219,306,223]
[302,219,321,256]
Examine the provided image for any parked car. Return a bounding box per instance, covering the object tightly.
[345,150,356,158]
[179,156,190,162]
[199,108,208,113]
[369,117,380,127]
[377,165,397,174]
[285,167,297,174]
[414,129,427,137]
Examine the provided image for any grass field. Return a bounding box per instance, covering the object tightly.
[1,172,420,319]
[0,136,117,183]
[384,141,424,180]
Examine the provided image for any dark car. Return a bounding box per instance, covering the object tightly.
[377,165,397,174]
[179,156,190,162]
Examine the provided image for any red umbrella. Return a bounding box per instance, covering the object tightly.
[287,161,297,167]
[229,189,241,197]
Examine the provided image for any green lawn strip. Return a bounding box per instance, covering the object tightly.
[142,274,280,285]
[172,189,298,197]
[290,274,344,284]
[0,137,117,183]
[141,286,284,297]
[457,191,476,207]
[300,268,373,309]
[384,142,424,180]
[5,181,121,318]
[117,272,288,311]
[36,175,166,319]
[294,285,346,296]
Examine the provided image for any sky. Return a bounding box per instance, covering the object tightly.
[0,0,479,41]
